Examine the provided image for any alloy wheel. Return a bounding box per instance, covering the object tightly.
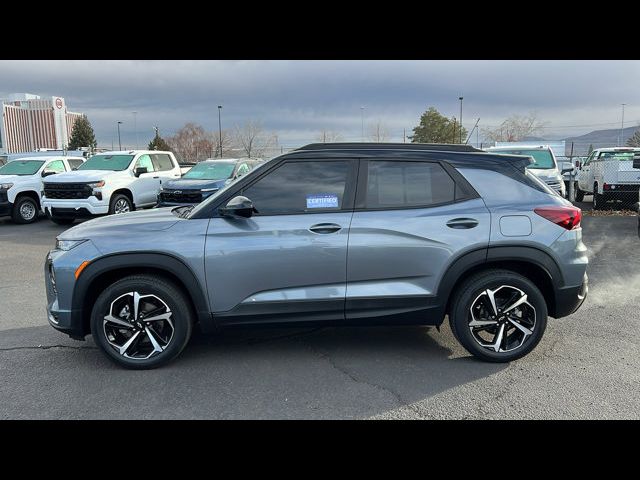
[114,198,131,214]
[20,202,36,221]
[103,291,175,360]
[468,285,536,353]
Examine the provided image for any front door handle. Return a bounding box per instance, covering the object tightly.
[446,218,479,229]
[309,223,342,234]
[153,176,160,179]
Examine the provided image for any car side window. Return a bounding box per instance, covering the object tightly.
[135,154,155,172]
[67,159,83,170]
[45,160,66,173]
[152,154,174,172]
[365,161,455,208]
[235,163,250,178]
[242,161,350,215]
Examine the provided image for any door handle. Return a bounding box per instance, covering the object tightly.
[446,218,479,229]
[153,176,159,179]
[309,223,342,234]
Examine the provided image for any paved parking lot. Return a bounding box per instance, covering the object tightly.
[1,211,639,419]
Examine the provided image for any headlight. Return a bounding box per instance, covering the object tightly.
[55,239,88,251]
[87,181,105,188]
[0,183,14,190]
[201,188,219,193]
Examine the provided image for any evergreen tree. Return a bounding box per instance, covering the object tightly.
[148,132,171,151]
[626,129,640,147]
[68,115,97,150]
[410,107,467,144]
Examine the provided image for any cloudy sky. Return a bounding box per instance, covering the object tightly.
[1,60,639,149]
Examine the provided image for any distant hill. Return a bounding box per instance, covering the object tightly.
[563,126,640,155]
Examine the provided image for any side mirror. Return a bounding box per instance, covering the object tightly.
[633,156,640,170]
[219,195,258,218]
[134,166,148,177]
[41,170,56,177]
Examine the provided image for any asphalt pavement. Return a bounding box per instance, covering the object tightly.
[1,209,639,419]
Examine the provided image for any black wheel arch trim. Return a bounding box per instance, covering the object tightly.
[71,252,211,336]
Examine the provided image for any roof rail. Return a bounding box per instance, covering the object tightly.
[296,142,481,153]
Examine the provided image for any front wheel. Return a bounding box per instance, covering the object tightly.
[11,196,39,224]
[449,269,548,362]
[109,194,133,215]
[91,275,194,369]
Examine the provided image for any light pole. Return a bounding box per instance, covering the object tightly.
[459,96,464,144]
[132,111,138,149]
[117,121,123,150]
[217,106,223,158]
[360,106,365,142]
[620,103,627,146]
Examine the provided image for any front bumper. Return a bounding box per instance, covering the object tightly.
[43,198,109,216]
[553,273,588,318]
[0,201,12,217]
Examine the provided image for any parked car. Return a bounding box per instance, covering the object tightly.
[485,145,567,197]
[575,147,640,209]
[41,150,182,225]
[45,143,588,369]
[0,156,85,224]
[157,158,262,207]
[556,155,584,194]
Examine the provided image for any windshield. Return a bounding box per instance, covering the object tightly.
[78,154,134,171]
[494,149,556,169]
[183,162,236,180]
[599,152,638,161]
[0,160,45,176]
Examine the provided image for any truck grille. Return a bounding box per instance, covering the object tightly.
[159,190,203,204]
[545,180,562,191]
[44,183,93,200]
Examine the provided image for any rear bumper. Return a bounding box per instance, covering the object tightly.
[554,273,588,318]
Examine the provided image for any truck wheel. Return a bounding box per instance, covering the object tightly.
[574,185,584,202]
[50,216,75,225]
[593,183,606,210]
[109,194,133,214]
[11,196,39,224]
[449,269,548,363]
[91,275,194,369]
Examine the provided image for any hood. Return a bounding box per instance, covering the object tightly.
[43,170,124,183]
[60,207,180,239]
[0,175,23,184]
[162,178,227,190]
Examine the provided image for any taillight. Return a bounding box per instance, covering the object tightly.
[534,206,582,230]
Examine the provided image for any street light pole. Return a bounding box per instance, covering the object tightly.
[620,103,626,146]
[132,111,138,149]
[117,121,123,150]
[459,96,464,144]
[360,106,364,142]
[217,105,223,157]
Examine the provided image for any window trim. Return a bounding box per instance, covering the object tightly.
[354,158,478,212]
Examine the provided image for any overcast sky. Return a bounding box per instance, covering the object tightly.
[1,60,639,149]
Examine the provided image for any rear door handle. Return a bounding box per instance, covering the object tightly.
[446,218,479,229]
[153,176,160,179]
[309,223,342,234]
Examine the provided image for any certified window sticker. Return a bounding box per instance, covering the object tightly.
[306,194,339,209]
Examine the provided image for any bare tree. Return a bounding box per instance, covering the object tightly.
[213,130,234,158]
[482,112,547,142]
[315,130,343,143]
[232,120,274,158]
[368,121,390,142]
[165,122,215,162]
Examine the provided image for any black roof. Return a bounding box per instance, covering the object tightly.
[291,143,533,170]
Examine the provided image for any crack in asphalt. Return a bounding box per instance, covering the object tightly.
[0,344,97,352]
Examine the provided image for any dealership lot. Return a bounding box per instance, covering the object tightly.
[1,209,639,419]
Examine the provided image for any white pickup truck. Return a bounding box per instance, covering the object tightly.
[575,147,640,209]
[0,155,85,224]
[42,150,182,225]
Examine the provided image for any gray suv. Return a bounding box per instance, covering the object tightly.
[45,143,588,369]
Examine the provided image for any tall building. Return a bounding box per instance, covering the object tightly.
[0,93,84,154]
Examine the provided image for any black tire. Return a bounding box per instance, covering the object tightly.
[593,183,606,210]
[574,185,584,202]
[109,193,133,215]
[91,275,193,369]
[11,196,39,224]
[449,269,548,363]
[49,216,75,225]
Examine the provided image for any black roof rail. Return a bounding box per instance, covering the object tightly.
[296,142,482,153]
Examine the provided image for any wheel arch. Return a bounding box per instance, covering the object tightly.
[14,189,41,209]
[438,246,564,321]
[111,188,135,209]
[71,252,211,337]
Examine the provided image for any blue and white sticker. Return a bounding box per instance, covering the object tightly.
[306,194,339,209]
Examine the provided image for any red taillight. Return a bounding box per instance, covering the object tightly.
[534,206,582,230]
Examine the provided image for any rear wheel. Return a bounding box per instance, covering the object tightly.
[91,275,194,369]
[11,196,39,224]
[574,184,584,202]
[593,183,607,210]
[449,269,548,362]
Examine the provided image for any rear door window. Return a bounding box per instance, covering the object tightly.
[152,154,174,172]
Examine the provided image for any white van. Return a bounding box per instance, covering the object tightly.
[0,156,85,223]
[576,147,640,210]
[484,145,567,197]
